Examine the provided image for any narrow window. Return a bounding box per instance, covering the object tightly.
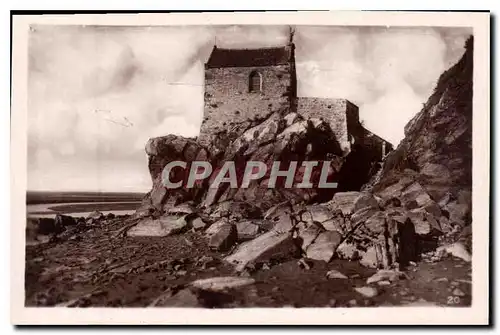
[249,71,262,93]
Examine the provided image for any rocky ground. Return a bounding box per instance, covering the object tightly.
[25,203,471,308]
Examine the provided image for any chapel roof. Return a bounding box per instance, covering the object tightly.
[205,46,290,68]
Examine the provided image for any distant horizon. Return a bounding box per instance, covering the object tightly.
[26,190,147,194]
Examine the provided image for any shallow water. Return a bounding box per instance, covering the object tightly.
[27,209,136,219]
[26,202,140,219]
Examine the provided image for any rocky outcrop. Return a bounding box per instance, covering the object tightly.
[128,36,473,273]
[138,109,351,215]
[136,135,211,215]
[366,37,473,233]
[202,111,346,209]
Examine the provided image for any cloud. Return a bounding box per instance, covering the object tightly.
[296,26,470,144]
[27,25,471,191]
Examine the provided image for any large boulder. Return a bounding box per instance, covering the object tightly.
[127,215,189,237]
[138,135,212,213]
[235,220,261,241]
[305,230,342,262]
[224,230,299,272]
[296,222,323,251]
[205,218,230,238]
[208,222,237,251]
[190,277,255,292]
[87,210,104,221]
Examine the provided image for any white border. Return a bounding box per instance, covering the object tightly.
[10,11,490,325]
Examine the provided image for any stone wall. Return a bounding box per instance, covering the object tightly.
[345,100,361,137]
[360,129,393,162]
[296,98,358,155]
[198,65,293,146]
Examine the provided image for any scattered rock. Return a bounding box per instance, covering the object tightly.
[68,235,81,242]
[326,191,360,215]
[253,219,277,233]
[190,277,255,292]
[208,222,237,251]
[452,288,466,297]
[55,214,76,227]
[149,288,200,307]
[305,204,333,223]
[225,230,298,272]
[354,286,378,298]
[165,203,196,215]
[191,217,207,231]
[404,299,438,307]
[437,242,471,262]
[211,201,262,221]
[235,220,260,241]
[399,288,410,296]
[353,192,380,212]
[377,280,391,286]
[359,246,378,268]
[326,269,348,279]
[400,182,432,208]
[305,231,342,262]
[366,269,408,284]
[435,277,449,282]
[268,207,294,234]
[297,258,313,270]
[127,215,189,237]
[87,210,104,220]
[263,202,290,220]
[197,255,218,269]
[336,242,359,260]
[444,201,470,226]
[183,237,194,247]
[205,218,230,238]
[350,206,379,226]
[296,222,323,251]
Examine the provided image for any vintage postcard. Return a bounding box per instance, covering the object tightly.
[11,11,490,325]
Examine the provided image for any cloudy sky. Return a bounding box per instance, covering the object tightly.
[27,25,471,192]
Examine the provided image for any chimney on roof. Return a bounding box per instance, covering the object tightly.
[288,26,295,46]
[285,26,296,62]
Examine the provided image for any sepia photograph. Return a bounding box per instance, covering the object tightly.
[11,11,490,325]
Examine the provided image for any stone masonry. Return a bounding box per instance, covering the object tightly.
[198,31,391,160]
[296,98,361,155]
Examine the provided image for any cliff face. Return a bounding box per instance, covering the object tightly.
[368,37,473,228]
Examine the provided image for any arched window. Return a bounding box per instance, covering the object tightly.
[249,71,262,93]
